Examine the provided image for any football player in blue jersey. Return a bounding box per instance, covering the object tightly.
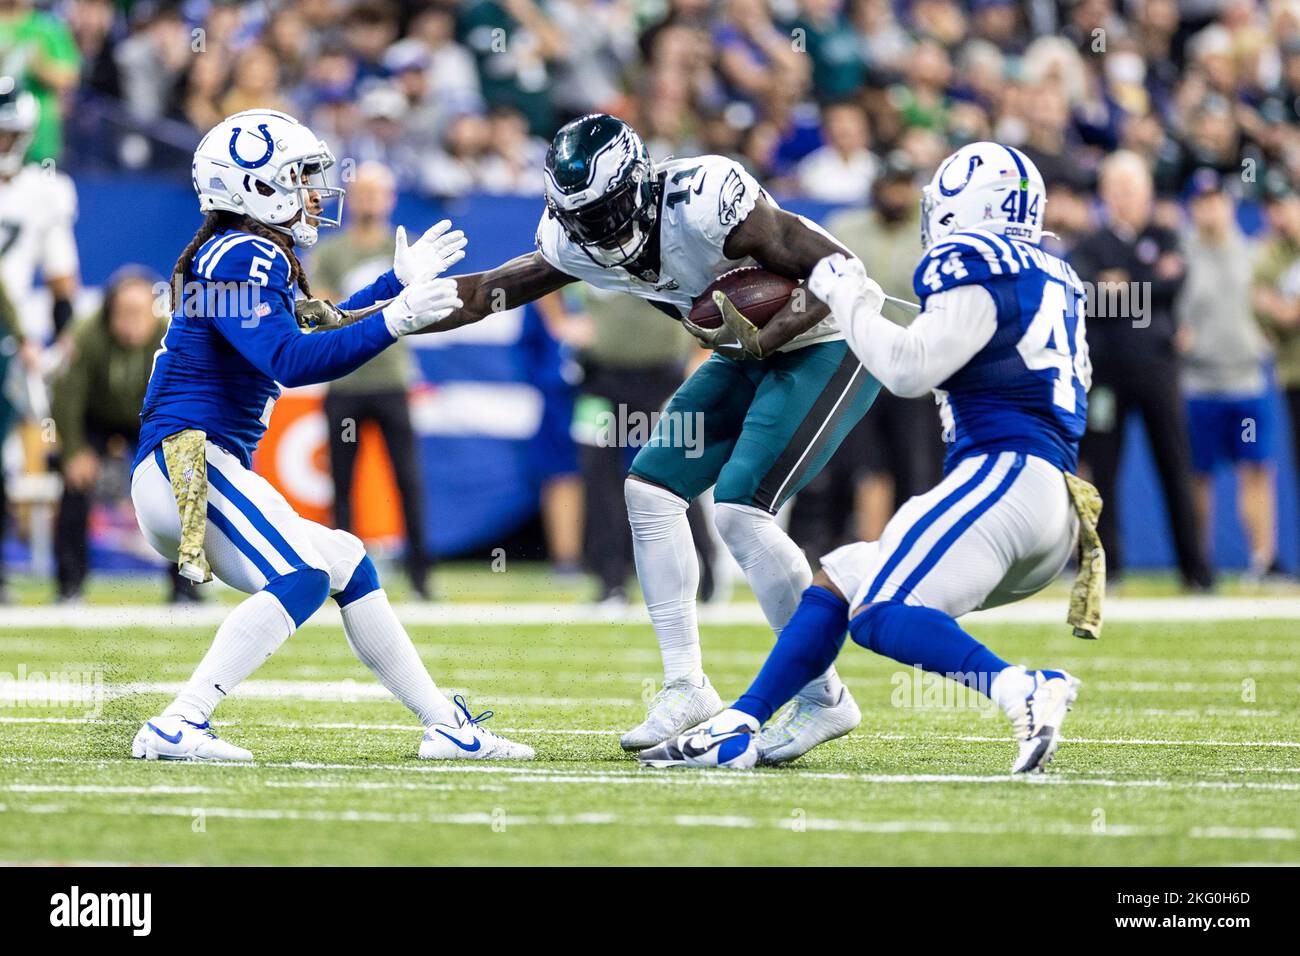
[129,110,534,761]
[641,142,1096,774]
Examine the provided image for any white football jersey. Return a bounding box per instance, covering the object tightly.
[536,155,840,352]
[0,164,80,335]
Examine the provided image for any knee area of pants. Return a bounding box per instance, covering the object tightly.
[266,567,331,628]
[335,555,381,608]
[847,601,894,652]
[802,584,849,612]
[624,479,687,520]
[712,501,771,546]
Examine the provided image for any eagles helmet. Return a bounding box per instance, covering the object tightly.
[921,142,1046,249]
[0,81,37,178]
[544,114,656,268]
[191,109,344,248]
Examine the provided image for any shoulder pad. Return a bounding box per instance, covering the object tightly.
[193,231,292,290]
[662,156,761,241]
[914,229,1023,298]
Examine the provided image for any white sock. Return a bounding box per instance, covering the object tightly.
[164,590,295,724]
[990,665,1032,712]
[625,479,702,682]
[341,589,456,727]
[714,502,844,706]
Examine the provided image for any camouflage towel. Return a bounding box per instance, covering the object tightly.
[1064,471,1105,640]
[162,429,211,583]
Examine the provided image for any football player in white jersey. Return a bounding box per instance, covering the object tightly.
[418,114,883,763]
[0,85,79,600]
[0,86,79,341]
[641,142,1096,774]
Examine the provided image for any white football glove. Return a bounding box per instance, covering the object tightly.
[393,220,468,286]
[383,277,463,337]
[808,253,885,320]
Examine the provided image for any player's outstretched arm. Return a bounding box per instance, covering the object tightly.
[722,197,848,356]
[412,252,575,334]
[809,254,996,397]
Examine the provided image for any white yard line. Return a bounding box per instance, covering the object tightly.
[2,711,1298,749]
[0,801,1292,841]
[5,755,1299,790]
[0,596,1297,630]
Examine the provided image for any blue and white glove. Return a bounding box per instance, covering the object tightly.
[383,277,463,337]
[393,220,468,286]
[808,253,884,320]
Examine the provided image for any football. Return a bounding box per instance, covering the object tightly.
[687,266,798,330]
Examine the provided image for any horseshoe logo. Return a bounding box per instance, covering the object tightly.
[937,154,984,197]
[228,123,276,169]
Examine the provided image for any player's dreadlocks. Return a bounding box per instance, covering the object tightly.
[171,211,313,300]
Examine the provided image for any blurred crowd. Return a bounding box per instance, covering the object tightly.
[22,0,1300,203]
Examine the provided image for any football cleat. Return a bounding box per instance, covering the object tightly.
[419,695,535,760]
[619,674,723,752]
[638,709,759,769]
[999,668,1080,774]
[757,685,862,765]
[131,714,253,762]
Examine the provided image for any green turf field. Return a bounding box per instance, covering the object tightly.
[1,569,1298,865]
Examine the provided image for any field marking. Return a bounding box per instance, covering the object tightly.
[4,713,1299,749]
[0,596,1297,630]
[7,673,1299,713]
[5,755,1299,791]
[5,784,219,795]
[0,681,636,708]
[3,713,1298,751]
[0,801,1292,842]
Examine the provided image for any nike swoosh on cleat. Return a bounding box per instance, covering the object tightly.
[147,722,183,745]
[434,729,482,752]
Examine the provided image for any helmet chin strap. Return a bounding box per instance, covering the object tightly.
[261,215,319,248]
[291,219,319,248]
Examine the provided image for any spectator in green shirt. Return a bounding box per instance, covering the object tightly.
[790,0,865,103]
[311,161,433,598]
[0,0,81,163]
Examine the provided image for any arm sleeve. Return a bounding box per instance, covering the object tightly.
[51,324,94,457]
[211,287,396,388]
[840,284,998,398]
[336,269,403,311]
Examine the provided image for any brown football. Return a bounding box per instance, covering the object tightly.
[688,266,798,330]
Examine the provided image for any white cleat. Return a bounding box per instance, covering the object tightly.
[638,709,759,769]
[1001,668,1080,774]
[131,714,253,762]
[419,696,535,760]
[757,685,862,765]
[620,674,723,752]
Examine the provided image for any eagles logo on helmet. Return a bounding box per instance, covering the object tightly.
[543,113,659,269]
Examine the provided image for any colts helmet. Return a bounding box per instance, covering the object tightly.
[544,114,657,268]
[0,82,37,178]
[191,109,344,248]
[922,142,1046,249]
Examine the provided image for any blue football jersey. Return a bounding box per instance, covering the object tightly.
[912,228,1090,473]
[135,228,402,470]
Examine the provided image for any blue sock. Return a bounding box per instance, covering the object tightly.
[848,601,1009,692]
[734,586,848,724]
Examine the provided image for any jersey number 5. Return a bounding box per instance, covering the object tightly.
[1016,281,1091,412]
